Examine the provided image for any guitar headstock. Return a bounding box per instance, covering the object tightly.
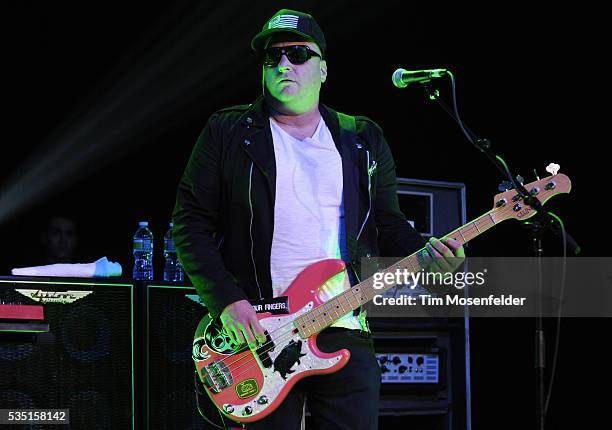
[491,174,572,222]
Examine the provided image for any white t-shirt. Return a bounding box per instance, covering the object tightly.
[269,116,362,330]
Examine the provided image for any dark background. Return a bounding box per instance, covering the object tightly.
[0,1,606,428]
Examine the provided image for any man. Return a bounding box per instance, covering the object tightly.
[173,9,464,430]
[41,215,79,264]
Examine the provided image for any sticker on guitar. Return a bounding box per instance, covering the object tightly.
[203,321,241,355]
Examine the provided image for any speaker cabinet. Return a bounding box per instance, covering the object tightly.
[0,277,134,430]
[145,283,211,430]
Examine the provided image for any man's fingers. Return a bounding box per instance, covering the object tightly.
[441,238,465,258]
[429,237,454,259]
[418,248,433,266]
[222,325,233,343]
[240,325,257,347]
[426,241,454,273]
[440,238,465,271]
[250,319,267,344]
[425,242,440,259]
[442,237,461,251]
[230,325,244,345]
[423,246,440,272]
[428,237,466,272]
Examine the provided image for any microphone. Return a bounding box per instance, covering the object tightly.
[392,68,448,88]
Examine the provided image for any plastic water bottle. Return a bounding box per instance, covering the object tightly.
[163,223,184,282]
[133,221,154,280]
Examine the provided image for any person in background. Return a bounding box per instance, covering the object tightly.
[41,215,79,264]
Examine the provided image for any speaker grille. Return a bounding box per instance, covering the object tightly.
[146,285,209,430]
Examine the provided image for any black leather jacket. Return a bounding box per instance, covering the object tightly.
[173,96,425,320]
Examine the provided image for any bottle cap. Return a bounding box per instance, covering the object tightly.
[139,221,149,227]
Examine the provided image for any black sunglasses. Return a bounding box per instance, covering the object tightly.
[261,45,322,67]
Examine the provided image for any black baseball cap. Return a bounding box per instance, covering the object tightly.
[251,9,326,57]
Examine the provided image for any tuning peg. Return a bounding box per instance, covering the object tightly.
[498,180,514,192]
[546,163,560,176]
[516,175,524,185]
[533,169,540,180]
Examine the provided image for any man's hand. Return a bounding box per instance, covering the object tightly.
[422,237,465,273]
[219,299,267,348]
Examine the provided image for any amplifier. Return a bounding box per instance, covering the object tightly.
[376,352,440,384]
[372,330,449,399]
[0,277,134,430]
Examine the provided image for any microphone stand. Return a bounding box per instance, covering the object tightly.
[419,81,580,430]
[419,82,580,253]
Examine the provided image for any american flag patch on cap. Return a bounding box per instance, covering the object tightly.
[268,14,299,30]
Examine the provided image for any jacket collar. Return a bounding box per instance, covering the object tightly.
[237,97,276,205]
[238,95,269,128]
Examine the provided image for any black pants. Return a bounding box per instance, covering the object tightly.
[239,327,381,430]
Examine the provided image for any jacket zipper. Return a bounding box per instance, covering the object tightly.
[249,162,263,299]
[354,149,376,327]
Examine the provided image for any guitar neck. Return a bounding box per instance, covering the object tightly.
[294,209,500,337]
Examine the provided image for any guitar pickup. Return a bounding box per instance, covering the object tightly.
[204,360,233,393]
